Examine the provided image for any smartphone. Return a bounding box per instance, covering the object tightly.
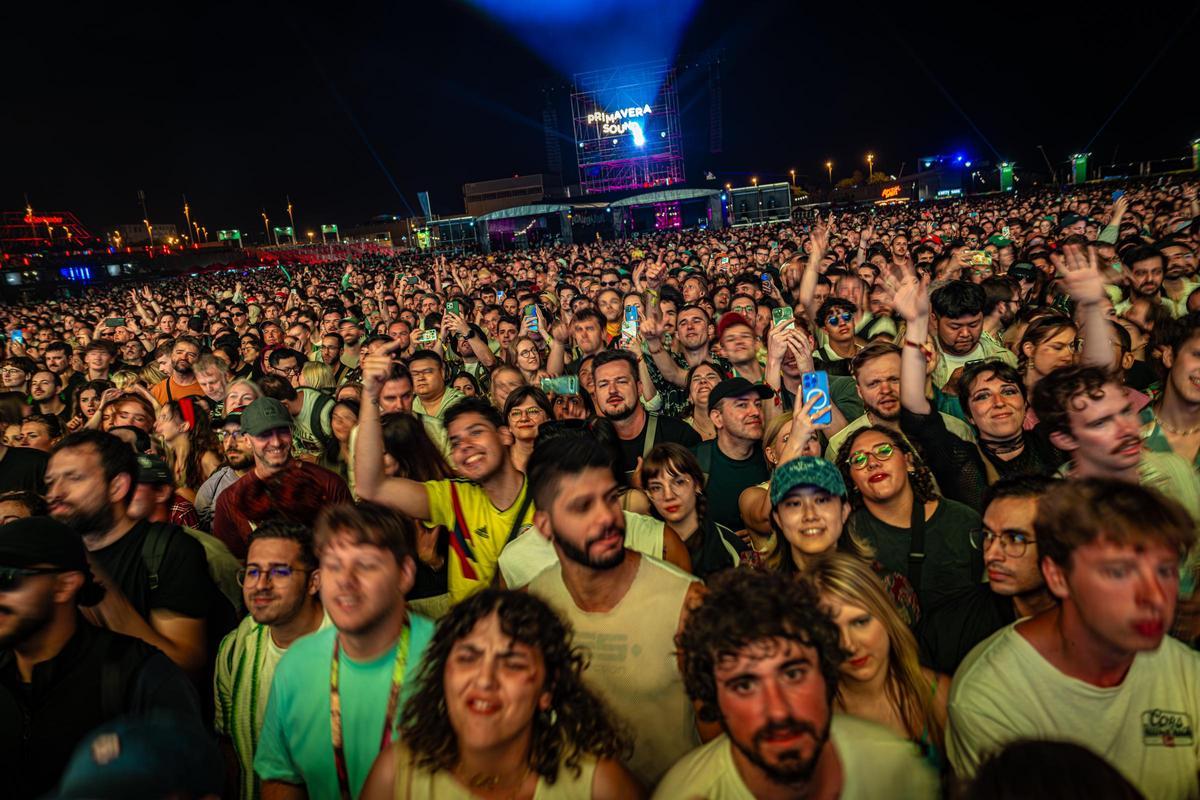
[406,276,420,285]
[523,304,539,333]
[415,329,439,345]
[966,250,993,267]
[1112,190,1125,202]
[541,375,579,395]
[772,306,795,327]
[801,371,833,426]
[11,329,25,345]
[620,305,639,348]
[761,272,774,294]
[105,318,126,328]
[445,300,461,317]
[496,289,505,301]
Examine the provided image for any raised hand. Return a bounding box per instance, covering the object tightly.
[1058,242,1106,306]
[777,394,830,465]
[892,274,930,323]
[361,338,405,401]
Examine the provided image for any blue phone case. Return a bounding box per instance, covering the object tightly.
[801,371,833,426]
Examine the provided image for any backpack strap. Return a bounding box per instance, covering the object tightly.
[447,483,479,580]
[642,414,659,459]
[140,523,172,592]
[906,498,927,595]
[99,634,148,719]
[695,441,713,486]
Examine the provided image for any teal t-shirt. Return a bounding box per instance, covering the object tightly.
[254,615,435,799]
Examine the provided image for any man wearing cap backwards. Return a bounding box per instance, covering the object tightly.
[691,377,773,533]
[0,517,202,799]
[194,412,254,531]
[213,397,351,560]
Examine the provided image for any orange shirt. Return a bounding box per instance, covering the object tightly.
[150,376,206,406]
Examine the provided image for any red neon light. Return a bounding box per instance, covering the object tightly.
[24,215,64,224]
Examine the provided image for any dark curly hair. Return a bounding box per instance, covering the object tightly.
[677,569,844,725]
[834,425,936,510]
[399,589,631,783]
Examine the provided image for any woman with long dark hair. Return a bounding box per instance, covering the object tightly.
[154,396,222,501]
[361,589,642,799]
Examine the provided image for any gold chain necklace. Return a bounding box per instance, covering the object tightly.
[1154,410,1200,437]
[457,763,532,798]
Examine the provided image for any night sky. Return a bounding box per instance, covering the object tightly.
[3,0,1196,238]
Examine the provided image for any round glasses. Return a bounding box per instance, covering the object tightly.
[825,312,854,327]
[848,442,895,470]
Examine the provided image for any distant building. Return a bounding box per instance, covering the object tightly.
[116,222,179,246]
[463,174,563,217]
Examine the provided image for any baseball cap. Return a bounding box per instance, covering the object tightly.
[240,397,293,437]
[707,377,774,409]
[0,517,90,572]
[715,311,754,341]
[218,411,244,429]
[1058,212,1086,231]
[51,715,223,799]
[135,454,172,485]
[770,457,847,507]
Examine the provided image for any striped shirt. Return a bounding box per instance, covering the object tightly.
[214,611,332,800]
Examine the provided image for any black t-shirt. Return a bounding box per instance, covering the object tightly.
[848,499,983,612]
[616,413,702,475]
[90,521,214,621]
[692,439,770,532]
[0,446,48,494]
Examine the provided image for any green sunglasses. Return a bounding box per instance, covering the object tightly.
[849,442,895,470]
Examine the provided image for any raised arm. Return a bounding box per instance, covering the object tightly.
[893,275,934,415]
[1058,243,1115,372]
[796,224,830,321]
[353,339,431,520]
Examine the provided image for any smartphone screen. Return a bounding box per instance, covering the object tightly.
[772,306,795,327]
[801,371,833,426]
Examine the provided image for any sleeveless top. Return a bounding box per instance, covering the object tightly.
[394,748,598,799]
[527,555,700,787]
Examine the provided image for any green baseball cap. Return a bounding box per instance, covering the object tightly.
[770,457,847,507]
[240,397,293,437]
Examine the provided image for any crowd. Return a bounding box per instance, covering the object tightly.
[1,177,1199,799]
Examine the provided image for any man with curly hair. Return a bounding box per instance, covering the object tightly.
[659,569,937,799]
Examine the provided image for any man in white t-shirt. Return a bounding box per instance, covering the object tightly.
[657,569,937,799]
[947,479,1200,799]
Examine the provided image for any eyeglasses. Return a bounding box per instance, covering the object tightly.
[217,430,246,441]
[848,442,895,470]
[509,407,546,420]
[825,312,854,327]
[646,475,693,498]
[599,280,620,287]
[0,368,27,376]
[0,565,65,592]
[236,565,308,585]
[970,529,1036,557]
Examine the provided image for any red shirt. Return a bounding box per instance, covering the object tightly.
[212,459,350,559]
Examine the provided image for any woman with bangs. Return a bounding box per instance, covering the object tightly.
[641,442,749,578]
[361,589,643,799]
[805,552,950,769]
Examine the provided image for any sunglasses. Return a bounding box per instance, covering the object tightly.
[825,312,854,327]
[0,565,65,592]
[848,442,895,470]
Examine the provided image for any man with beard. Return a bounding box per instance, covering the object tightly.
[149,336,206,405]
[212,398,350,560]
[255,504,434,800]
[1115,245,1170,317]
[194,412,253,531]
[356,391,532,603]
[44,430,215,674]
[980,276,1020,350]
[215,521,329,800]
[592,350,700,477]
[825,343,977,461]
[318,332,350,383]
[193,354,231,419]
[660,569,937,799]
[29,369,67,421]
[0,517,201,800]
[525,432,706,787]
[43,340,85,402]
[692,377,772,533]
[1159,237,1199,311]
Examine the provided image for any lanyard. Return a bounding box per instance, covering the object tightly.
[329,627,411,800]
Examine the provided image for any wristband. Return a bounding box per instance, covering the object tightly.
[903,339,925,350]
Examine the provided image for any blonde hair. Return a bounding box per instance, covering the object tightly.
[763,411,793,465]
[300,361,335,391]
[803,552,942,751]
[114,369,145,389]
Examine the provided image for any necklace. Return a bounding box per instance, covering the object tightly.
[1153,410,1200,437]
[981,431,1025,455]
[457,762,531,797]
